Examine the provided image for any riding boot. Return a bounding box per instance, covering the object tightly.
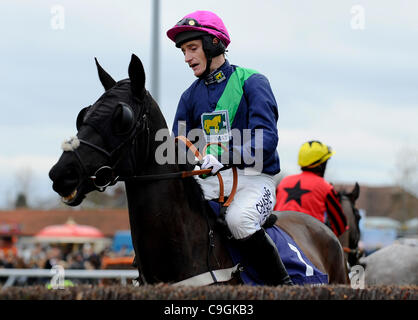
[238,229,294,286]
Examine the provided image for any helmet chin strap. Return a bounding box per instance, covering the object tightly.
[199,35,225,79]
[199,56,213,79]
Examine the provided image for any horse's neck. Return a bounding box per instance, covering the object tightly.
[123,107,213,283]
[344,198,357,234]
[339,196,358,248]
[124,174,212,282]
[128,104,204,217]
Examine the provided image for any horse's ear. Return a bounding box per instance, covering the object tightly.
[95,57,116,91]
[128,54,146,100]
[350,182,360,201]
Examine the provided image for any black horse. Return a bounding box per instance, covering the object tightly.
[49,54,348,285]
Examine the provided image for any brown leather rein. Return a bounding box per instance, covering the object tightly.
[175,136,238,207]
[343,246,364,255]
[122,136,238,208]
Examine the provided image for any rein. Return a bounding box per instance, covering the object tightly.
[340,194,364,262]
[120,136,240,285]
[120,136,238,208]
[122,136,240,286]
[68,106,240,285]
[71,107,238,206]
[69,94,151,192]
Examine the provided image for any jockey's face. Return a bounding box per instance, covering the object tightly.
[181,39,207,77]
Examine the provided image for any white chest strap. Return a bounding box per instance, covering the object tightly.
[172,264,240,287]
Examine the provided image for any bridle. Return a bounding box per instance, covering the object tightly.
[69,94,151,192]
[340,193,363,264]
[67,94,238,206]
[67,102,239,285]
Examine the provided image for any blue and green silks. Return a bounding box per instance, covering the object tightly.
[206,67,259,156]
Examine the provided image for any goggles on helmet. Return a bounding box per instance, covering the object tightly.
[176,17,229,39]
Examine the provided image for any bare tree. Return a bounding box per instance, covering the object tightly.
[394,146,418,193]
[13,166,34,208]
[393,146,418,221]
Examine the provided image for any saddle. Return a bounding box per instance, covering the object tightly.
[207,201,328,286]
[208,199,277,239]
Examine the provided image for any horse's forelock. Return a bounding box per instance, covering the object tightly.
[85,80,134,127]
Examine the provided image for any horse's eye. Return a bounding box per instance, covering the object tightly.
[76,106,91,131]
[112,102,134,135]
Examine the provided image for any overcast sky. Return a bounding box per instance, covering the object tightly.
[0,0,417,208]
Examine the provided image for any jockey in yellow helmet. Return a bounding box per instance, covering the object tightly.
[275,141,348,237]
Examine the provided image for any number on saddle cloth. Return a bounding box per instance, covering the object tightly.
[207,201,329,285]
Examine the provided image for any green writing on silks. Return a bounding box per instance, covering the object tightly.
[207,67,259,156]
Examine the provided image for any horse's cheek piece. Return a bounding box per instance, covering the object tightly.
[61,136,81,152]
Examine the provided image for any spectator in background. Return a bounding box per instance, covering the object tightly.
[68,252,84,269]
[31,243,47,266]
[117,245,128,257]
[0,250,5,268]
[0,251,17,268]
[43,246,62,269]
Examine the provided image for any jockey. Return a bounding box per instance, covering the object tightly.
[167,10,293,286]
[274,141,348,237]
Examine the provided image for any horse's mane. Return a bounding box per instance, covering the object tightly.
[337,188,361,225]
[177,162,208,215]
[337,190,347,200]
[336,186,353,201]
[182,176,208,215]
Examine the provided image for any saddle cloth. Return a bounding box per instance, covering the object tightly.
[209,201,329,285]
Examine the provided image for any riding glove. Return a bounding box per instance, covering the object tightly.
[201,154,224,175]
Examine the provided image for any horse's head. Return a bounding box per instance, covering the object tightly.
[49,54,160,206]
[339,182,362,266]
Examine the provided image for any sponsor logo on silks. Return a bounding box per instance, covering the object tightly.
[214,70,226,82]
[255,187,273,222]
[205,70,226,85]
[201,110,231,143]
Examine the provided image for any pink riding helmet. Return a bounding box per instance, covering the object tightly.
[167,10,231,48]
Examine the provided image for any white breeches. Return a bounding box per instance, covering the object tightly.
[194,168,277,240]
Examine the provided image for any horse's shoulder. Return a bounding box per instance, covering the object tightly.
[273,210,339,246]
[273,210,323,225]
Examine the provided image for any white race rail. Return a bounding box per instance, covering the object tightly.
[0,269,139,288]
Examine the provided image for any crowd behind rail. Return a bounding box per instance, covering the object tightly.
[0,243,132,286]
